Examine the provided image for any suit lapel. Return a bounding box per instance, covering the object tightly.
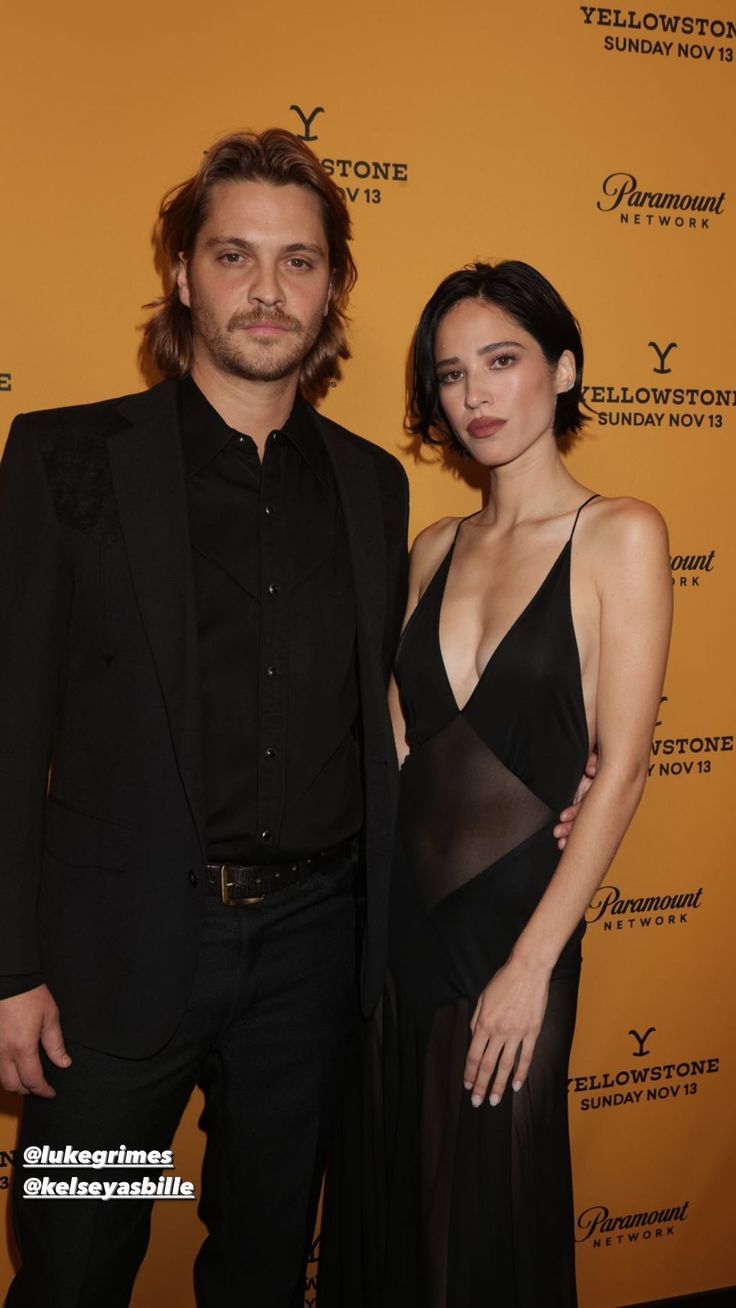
[317,413,392,763]
[107,383,204,850]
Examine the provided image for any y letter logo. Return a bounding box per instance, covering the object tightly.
[648,341,678,374]
[289,105,325,141]
[629,1026,656,1058]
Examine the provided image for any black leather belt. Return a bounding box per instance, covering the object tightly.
[206,839,354,907]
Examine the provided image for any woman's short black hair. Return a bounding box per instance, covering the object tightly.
[407,260,589,451]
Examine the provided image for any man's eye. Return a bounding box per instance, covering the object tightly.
[287,258,311,269]
[219,252,242,264]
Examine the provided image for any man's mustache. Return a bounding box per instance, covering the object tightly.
[228,309,302,332]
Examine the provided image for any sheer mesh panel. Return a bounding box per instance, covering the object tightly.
[407,978,580,1307]
[420,999,470,1308]
[399,714,555,911]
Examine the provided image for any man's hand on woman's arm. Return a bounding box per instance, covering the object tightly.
[554,750,598,849]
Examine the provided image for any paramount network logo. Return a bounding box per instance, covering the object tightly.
[596,172,725,230]
[586,882,703,930]
[576,1199,690,1247]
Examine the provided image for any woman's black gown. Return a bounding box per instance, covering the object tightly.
[320,497,597,1308]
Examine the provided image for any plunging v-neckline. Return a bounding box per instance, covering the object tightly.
[436,533,572,715]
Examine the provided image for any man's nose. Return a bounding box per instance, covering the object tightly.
[249,262,284,307]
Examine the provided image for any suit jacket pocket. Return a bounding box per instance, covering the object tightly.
[43,797,134,871]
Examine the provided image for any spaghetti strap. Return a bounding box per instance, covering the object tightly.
[569,493,599,540]
[443,509,483,563]
[454,508,483,542]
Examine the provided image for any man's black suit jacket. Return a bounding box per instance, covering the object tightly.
[0,380,409,1057]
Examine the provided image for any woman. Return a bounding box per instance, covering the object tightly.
[323,260,672,1308]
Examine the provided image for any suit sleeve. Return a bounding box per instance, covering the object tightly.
[381,458,410,682]
[0,416,71,977]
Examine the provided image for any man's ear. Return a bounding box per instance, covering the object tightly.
[176,254,191,308]
[554,349,577,395]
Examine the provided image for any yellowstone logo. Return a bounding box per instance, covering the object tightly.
[648,695,733,777]
[578,6,735,63]
[289,105,324,142]
[582,340,734,431]
[648,340,677,374]
[596,172,725,230]
[287,104,409,206]
[568,1026,720,1113]
[629,1026,656,1058]
[576,1199,689,1247]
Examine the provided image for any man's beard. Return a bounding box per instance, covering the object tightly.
[189,291,325,384]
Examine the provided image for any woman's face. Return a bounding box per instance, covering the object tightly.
[433,298,575,466]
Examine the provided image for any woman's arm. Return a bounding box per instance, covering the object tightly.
[388,517,459,766]
[463,500,673,1107]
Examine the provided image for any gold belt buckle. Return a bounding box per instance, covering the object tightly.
[220,865,265,907]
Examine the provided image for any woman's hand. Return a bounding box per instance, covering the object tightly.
[463,956,551,1107]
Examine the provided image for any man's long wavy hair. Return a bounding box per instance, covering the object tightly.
[142,129,357,403]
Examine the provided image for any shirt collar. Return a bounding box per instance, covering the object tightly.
[283,391,331,486]
[177,375,329,485]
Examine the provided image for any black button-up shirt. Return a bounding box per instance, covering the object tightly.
[179,375,362,863]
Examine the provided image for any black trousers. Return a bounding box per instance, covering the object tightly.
[6,855,359,1308]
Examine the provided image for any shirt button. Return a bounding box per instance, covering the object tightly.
[265,503,276,517]
[188,869,198,887]
[266,665,278,678]
[260,829,272,843]
[265,747,276,759]
[267,583,280,596]
[237,435,247,445]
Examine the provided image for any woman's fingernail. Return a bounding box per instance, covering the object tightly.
[463,1081,473,1091]
[471,1093,482,1108]
[489,1093,500,1107]
[512,1080,522,1092]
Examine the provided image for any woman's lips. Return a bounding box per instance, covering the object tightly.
[466,417,507,439]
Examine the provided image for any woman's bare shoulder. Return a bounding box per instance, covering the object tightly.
[409,516,463,585]
[582,495,668,544]
[580,496,670,579]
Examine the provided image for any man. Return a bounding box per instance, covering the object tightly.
[0,129,583,1305]
[0,129,408,1307]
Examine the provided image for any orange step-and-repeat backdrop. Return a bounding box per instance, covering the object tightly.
[1,2,734,1305]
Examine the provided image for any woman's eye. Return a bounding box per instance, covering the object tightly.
[491,354,515,368]
[438,370,462,385]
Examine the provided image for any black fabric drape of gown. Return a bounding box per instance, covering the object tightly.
[320,497,597,1307]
